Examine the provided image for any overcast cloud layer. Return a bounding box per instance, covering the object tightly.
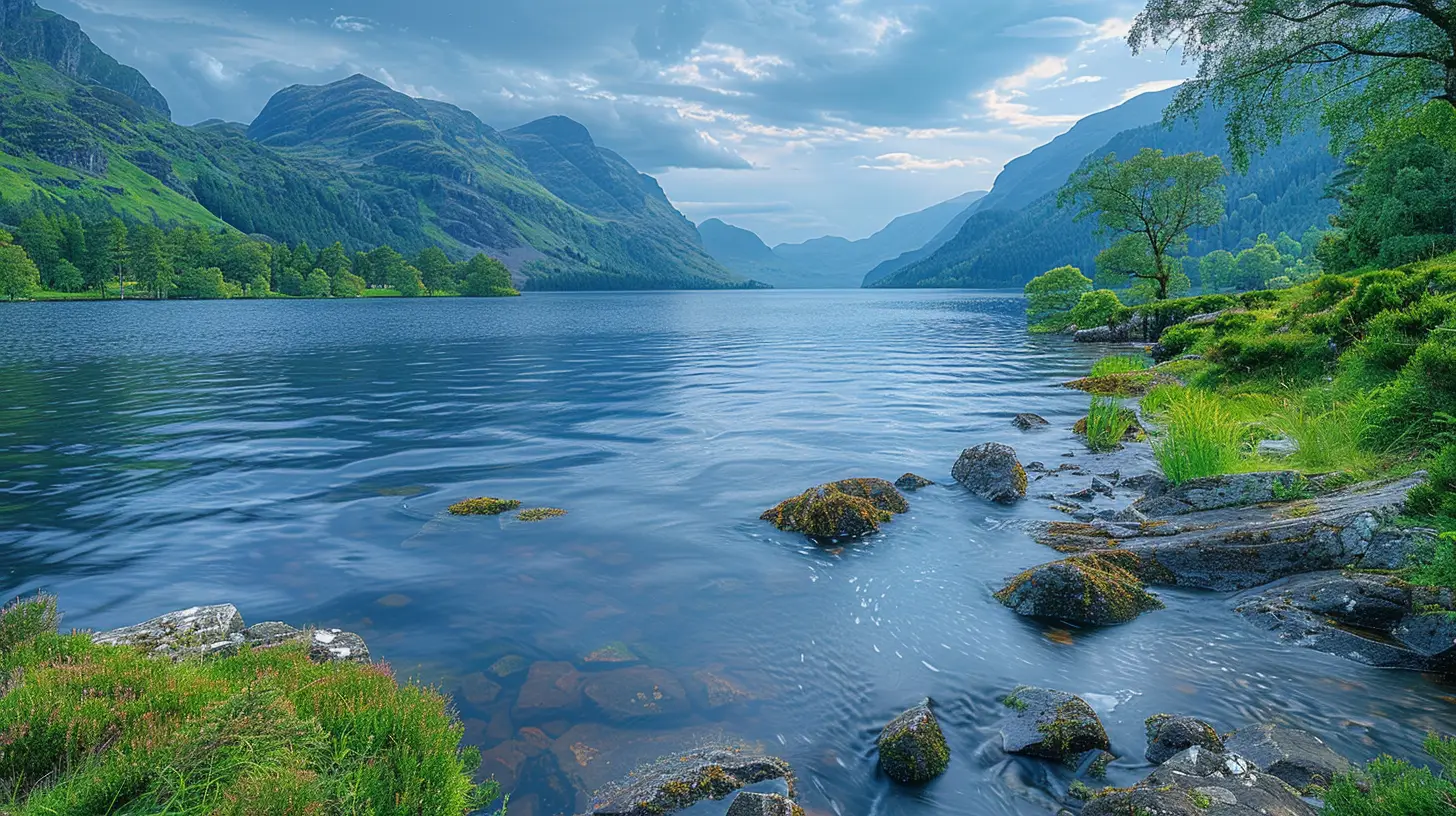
[56,0,1190,244]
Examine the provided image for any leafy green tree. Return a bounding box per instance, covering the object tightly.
[1323,133,1456,271]
[301,269,332,298]
[1070,289,1123,329]
[176,267,227,299]
[52,259,84,293]
[316,242,351,278]
[15,214,61,287]
[93,219,129,297]
[247,273,271,298]
[415,247,455,293]
[1060,149,1226,300]
[1300,227,1326,259]
[222,241,271,286]
[1130,0,1456,167]
[130,224,175,299]
[169,226,217,273]
[388,263,426,297]
[367,246,407,289]
[1200,250,1238,292]
[58,214,87,267]
[0,241,40,300]
[1274,232,1302,260]
[290,242,316,276]
[276,267,305,297]
[333,271,366,298]
[1023,265,1093,323]
[1235,237,1284,290]
[460,255,517,297]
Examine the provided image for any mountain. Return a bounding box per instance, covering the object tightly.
[0,1,745,291]
[699,190,986,288]
[868,90,1339,290]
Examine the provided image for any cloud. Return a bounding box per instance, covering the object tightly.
[1121,79,1184,101]
[330,15,376,33]
[858,152,988,172]
[1000,17,1098,39]
[189,50,233,85]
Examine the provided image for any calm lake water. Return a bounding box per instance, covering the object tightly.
[1,291,1451,816]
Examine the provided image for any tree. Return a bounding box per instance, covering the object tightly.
[1130,0,1456,167]
[301,269,332,298]
[247,273,271,298]
[1070,289,1124,329]
[176,267,227,299]
[15,214,61,287]
[130,224,175,299]
[276,267,305,296]
[1236,238,1284,290]
[332,271,366,298]
[1023,265,1094,323]
[1060,149,1226,300]
[94,218,129,297]
[222,241,271,286]
[415,247,454,293]
[367,246,407,288]
[1275,232,1302,260]
[316,242,351,278]
[52,259,84,293]
[0,242,40,300]
[460,255,518,297]
[387,263,425,297]
[1300,227,1327,259]
[1200,250,1239,292]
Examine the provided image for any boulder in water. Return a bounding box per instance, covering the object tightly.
[1013,413,1050,431]
[995,552,1164,626]
[1083,746,1316,816]
[877,699,950,783]
[952,443,1027,504]
[726,792,803,816]
[1145,714,1224,764]
[582,666,691,723]
[998,686,1110,763]
[1223,723,1354,792]
[589,747,795,816]
[761,478,908,540]
[895,473,935,491]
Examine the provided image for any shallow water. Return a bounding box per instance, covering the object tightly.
[1,291,1451,816]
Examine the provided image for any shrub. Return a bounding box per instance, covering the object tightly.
[1025,266,1093,324]
[1153,323,1208,361]
[1070,289,1123,329]
[1212,311,1258,336]
[1152,390,1247,484]
[1090,355,1150,377]
[1239,289,1280,308]
[1323,733,1456,816]
[0,594,59,657]
[1371,337,1456,448]
[1303,274,1357,313]
[1207,330,1336,380]
[1348,294,1456,375]
[1408,446,1456,522]
[1085,397,1136,452]
[1410,533,1456,591]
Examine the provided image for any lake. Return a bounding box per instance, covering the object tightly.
[1,291,1451,816]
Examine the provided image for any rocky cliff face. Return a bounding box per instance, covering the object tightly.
[0,0,170,116]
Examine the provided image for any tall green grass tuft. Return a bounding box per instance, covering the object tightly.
[1272,399,1378,476]
[1323,733,1456,815]
[1152,389,1247,484]
[1090,355,1151,377]
[1085,397,1135,452]
[1411,533,1456,591]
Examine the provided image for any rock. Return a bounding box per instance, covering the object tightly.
[951,443,1027,505]
[876,700,950,784]
[588,747,796,816]
[1119,473,1168,496]
[995,552,1164,626]
[461,673,504,706]
[895,473,935,491]
[1133,471,1307,517]
[515,661,584,719]
[689,667,762,709]
[998,686,1110,763]
[240,620,303,648]
[1111,505,1148,524]
[448,497,522,516]
[1066,488,1097,501]
[92,604,245,658]
[726,792,803,816]
[1235,571,1456,672]
[1145,714,1224,764]
[761,478,909,540]
[490,654,530,678]
[1258,437,1299,458]
[1224,724,1354,792]
[582,642,640,664]
[1074,314,1148,343]
[1013,413,1050,431]
[582,666,691,723]
[308,629,370,663]
[1091,477,1115,497]
[1083,746,1317,816]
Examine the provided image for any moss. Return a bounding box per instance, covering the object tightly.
[1189,789,1213,808]
[995,551,1164,625]
[448,497,521,516]
[582,642,638,664]
[761,478,907,540]
[1064,371,1181,397]
[488,654,528,678]
[516,507,567,522]
[877,704,950,784]
[1002,692,1029,711]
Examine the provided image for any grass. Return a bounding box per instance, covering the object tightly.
[1410,533,1456,590]
[1323,733,1455,815]
[1089,354,1151,377]
[1271,398,1379,476]
[1150,388,1247,484]
[0,594,499,816]
[1085,397,1135,452]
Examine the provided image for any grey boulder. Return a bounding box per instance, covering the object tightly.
[589,748,795,816]
[998,686,1110,763]
[92,604,245,658]
[1223,723,1354,792]
[1145,714,1224,764]
[726,792,802,816]
[1083,746,1316,816]
[952,443,1027,504]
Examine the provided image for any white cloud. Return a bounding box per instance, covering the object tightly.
[330,15,375,33]
[189,50,233,84]
[1121,79,1184,100]
[1001,17,1097,39]
[858,152,988,172]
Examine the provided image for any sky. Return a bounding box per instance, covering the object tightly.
[55,0,1192,246]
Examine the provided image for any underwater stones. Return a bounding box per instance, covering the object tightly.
[760,478,909,540]
[517,507,567,522]
[995,552,1164,626]
[951,443,1027,504]
[582,666,691,723]
[490,654,530,678]
[515,661,584,719]
[726,791,804,816]
[308,629,370,663]
[876,699,950,784]
[448,496,522,516]
[689,667,761,709]
[895,473,935,491]
[1145,714,1224,765]
[1082,747,1317,816]
[589,747,796,816]
[998,686,1110,763]
[582,642,640,665]
[1224,724,1353,792]
[1012,413,1050,431]
[1133,471,1306,517]
[92,603,245,658]
[461,672,504,706]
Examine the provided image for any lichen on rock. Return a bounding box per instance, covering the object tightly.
[760,478,908,540]
[877,699,950,784]
[589,747,795,816]
[995,551,1164,626]
[448,496,522,516]
[998,686,1111,763]
[952,442,1027,504]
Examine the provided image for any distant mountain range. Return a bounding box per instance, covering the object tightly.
[698,191,986,289]
[0,0,747,290]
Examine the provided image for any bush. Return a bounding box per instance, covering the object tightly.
[1153,323,1208,361]
[1070,289,1122,329]
[1239,289,1279,308]
[175,267,227,299]
[1212,311,1258,336]
[1323,733,1456,816]
[1207,329,1336,380]
[1304,274,1357,313]
[0,597,496,816]
[1085,397,1136,452]
[1346,294,1456,375]
[1024,266,1093,323]
[1152,389,1247,484]
[1408,446,1456,522]
[1090,355,1150,377]
[1372,337,1456,448]
[461,256,519,298]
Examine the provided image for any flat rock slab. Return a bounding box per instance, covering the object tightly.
[582,666,691,722]
[1133,471,1305,516]
[1223,724,1355,791]
[1083,746,1316,816]
[92,604,245,658]
[588,747,795,816]
[1035,475,1428,591]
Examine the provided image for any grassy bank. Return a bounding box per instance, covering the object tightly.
[0,595,500,816]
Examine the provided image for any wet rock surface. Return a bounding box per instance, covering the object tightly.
[588,747,795,816]
[761,478,909,540]
[725,791,803,816]
[514,661,584,719]
[1223,723,1356,791]
[894,473,935,491]
[997,686,1110,763]
[1083,747,1317,816]
[1133,471,1307,517]
[1012,413,1050,431]
[952,443,1027,504]
[1145,714,1224,764]
[877,700,950,784]
[582,666,691,723]
[995,551,1163,626]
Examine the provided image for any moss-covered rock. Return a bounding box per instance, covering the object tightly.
[517,507,567,522]
[1145,714,1224,764]
[895,473,936,491]
[760,478,908,540]
[726,792,805,816]
[1063,371,1181,397]
[951,442,1027,504]
[589,748,795,816]
[998,686,1111,763]
[995,551,1164,626]
[877,699,950,784]
[448,496,521,516]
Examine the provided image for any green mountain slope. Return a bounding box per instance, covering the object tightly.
[0,1,745,291]
[870,95,1339,290]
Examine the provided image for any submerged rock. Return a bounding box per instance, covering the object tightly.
[877,700,950,784]
[761,478,909,540]
[588,747,795,816]
[726,792,803,816]
[1145,714,1224,764]
[1223,724,1355,792]
[582,666,691,723]
[952,443,1027,504]
[895,473,935,491]
[514,661,584,719]
[1012,413,1050,431]
[995,551,1164,626]
[998,686,1110,763]
[1083,746,1316,816]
